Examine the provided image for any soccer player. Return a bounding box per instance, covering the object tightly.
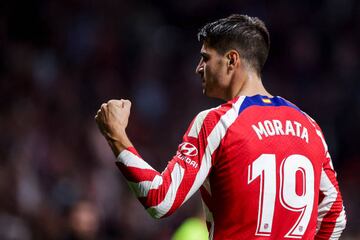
[95,14,346,239]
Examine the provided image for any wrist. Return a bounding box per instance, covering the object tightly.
[106,129,133,157]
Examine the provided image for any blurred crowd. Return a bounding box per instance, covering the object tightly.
[0,0,359,239]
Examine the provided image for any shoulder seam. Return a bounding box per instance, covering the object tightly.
[187,97,243,138]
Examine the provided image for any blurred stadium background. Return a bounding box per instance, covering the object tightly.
[0,0,359,239]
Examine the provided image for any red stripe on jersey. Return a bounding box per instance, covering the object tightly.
[141,159,178,207]
[116,163,159,182]
[318,191,325,204]
[200,186,212,210]
[127,146,142,158]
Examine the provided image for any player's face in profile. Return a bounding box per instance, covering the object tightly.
[196,44,229,99]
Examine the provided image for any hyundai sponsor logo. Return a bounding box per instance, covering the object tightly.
[176,142,199,168]
[179,142,198,157]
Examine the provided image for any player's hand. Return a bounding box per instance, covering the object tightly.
[95,99,131,142]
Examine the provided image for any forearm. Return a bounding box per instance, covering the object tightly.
[95,100,214,219]
[115,147,188,219]
[114,137,211,219]
[105,129,133,156]
[95,99,192,218]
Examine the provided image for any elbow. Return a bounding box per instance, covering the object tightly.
[146,205,173,219]
[332,216,347,238]
[333,204,347,232]
[338,208,347,231]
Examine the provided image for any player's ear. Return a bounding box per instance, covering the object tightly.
[225,50,239,70]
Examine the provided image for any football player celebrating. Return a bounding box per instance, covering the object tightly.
[96,14,346,239]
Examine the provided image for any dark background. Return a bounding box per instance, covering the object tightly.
[0,0,359,239]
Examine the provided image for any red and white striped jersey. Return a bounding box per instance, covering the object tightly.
[115,95,346,239]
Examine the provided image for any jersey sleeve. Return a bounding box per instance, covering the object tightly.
[305,117,347,239]
[114,107,224,219]
[315,153,346,239]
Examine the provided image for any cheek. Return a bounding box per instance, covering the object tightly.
[206,64,224,85]
[204,64,216,81]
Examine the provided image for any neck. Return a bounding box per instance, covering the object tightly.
[225,70,271,101]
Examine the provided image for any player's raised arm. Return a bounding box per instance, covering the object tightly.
[95,99,212,218]
[95,99,213,219]
[95,98,240,219]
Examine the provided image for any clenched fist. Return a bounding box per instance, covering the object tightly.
[95,99,133,156]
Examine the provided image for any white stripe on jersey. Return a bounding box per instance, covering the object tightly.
[188,108,214,138]
[117,149,154,170]
[146,163,185,218]
[128,175,163,197]
[183,96,245,204]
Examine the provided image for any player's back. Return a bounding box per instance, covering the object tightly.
[209,95,324,239]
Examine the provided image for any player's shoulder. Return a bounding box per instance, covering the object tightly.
[281,97,320,125]
[301,110,323,133]
[278,96,324,134]
[197,96,244,121]
[187,97,245,137]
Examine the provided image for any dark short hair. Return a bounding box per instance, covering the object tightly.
[197,14,270,75]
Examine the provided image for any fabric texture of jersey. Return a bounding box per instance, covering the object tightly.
[116,95,346,240]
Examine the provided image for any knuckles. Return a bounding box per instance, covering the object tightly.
[124,100,132,106]
[107,99,132,108]
[100,103,107,109]
[97,99,131,116]
[107,99,117,105]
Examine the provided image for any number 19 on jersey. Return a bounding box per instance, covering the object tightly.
[248,154,314,238]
